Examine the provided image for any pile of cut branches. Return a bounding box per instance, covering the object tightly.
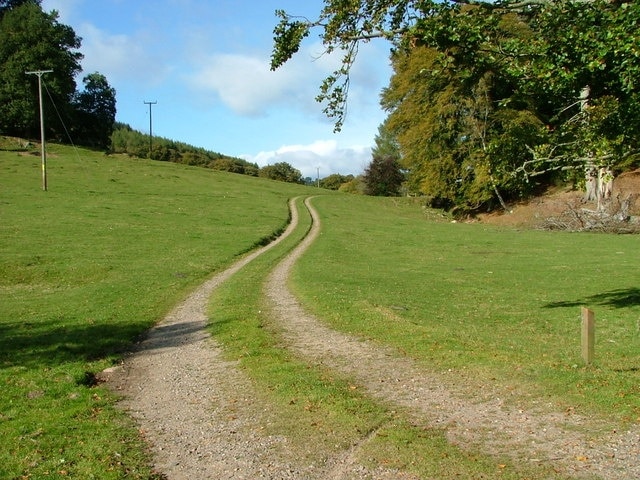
[539,194,640,233]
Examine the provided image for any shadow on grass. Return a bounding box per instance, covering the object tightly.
[0,318,203,370]
[543,287,640,309]
[129,320,206,352]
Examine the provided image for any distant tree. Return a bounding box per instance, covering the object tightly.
[363,155,404,197]
[0,1,81,137]
[210,158,244,173]
[209,157,260,175]
[339,176,365,194]
[320,173,354,190]
[181,151,208,166]
[259,162,303,184]
[110,122,130,152]
[151,143,181,162]
[110,124,148,158]
[72,72,116,149]
[242,163,260,177]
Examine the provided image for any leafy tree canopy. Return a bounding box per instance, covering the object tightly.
[258,161,304,184]
[363,154,405,196]
[0,0,40,17]
[0,1,81,137]
[272,0,639,130]
[273,0,640,212]
[371,120,400,161]
[319,173,355,190]
[72,72,117,148]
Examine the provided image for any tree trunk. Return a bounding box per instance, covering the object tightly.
[596,167,613,212]
[583,167,597,202]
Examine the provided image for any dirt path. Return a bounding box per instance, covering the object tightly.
[106,198,316,479]
[106,198,410,479]
[265,198,639,480]
[107,196,639,479]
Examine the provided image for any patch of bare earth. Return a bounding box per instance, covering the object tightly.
[478,170,640,229]
[106,187,639,479]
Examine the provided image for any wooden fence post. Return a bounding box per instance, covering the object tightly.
[581,307,595,365]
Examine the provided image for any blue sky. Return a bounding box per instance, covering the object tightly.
[40,0,393,178]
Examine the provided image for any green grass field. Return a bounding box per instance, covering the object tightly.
[0,144,314,478]
[1,142,638,478]
[208,194,638,478]
[291,195,640,421]
[207,198,567,479]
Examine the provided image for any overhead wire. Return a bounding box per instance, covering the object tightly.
[42,79,83,160]
[42,78,92,184]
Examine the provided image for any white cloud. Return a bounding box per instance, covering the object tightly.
[183,42,352,117]
[41,1,171,85]
[77,23,171,85]
[185,53,304,116]
[242,140,371,178]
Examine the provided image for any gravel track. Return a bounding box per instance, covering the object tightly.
[106,196,639,479]
[265,197,639,480]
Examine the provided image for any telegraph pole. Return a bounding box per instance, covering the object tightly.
[26,69,53,191]
[144,100,157,158]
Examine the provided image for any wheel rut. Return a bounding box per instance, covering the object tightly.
[105,197,408,479]
[264,197,640,480]
[106,196,639,480]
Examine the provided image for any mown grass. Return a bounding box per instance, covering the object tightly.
[3,140,637,478]
[291,195,640,424]
[0,143,314,479]
[208,197,570,479]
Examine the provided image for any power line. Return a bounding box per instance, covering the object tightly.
[42,79,86,171]
[26,69,53,191]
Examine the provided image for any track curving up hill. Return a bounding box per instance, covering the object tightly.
[106,196,639,480]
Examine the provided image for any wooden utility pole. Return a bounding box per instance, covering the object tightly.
[26,69,53,191]
[144,100,157,158]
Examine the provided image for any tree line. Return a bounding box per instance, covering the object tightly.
[110,124,314,184]
[110,123,260,173]
[273,0,640,212]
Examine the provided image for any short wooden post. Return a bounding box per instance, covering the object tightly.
[581,307,595,365]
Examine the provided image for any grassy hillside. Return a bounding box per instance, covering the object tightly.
[2,141,638,478]
[292,195,640,420]
[0,143,316,479]
[208,195,638,478]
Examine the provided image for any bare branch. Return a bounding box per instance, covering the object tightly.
[514,144,615,180]
[342,28,407,42]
